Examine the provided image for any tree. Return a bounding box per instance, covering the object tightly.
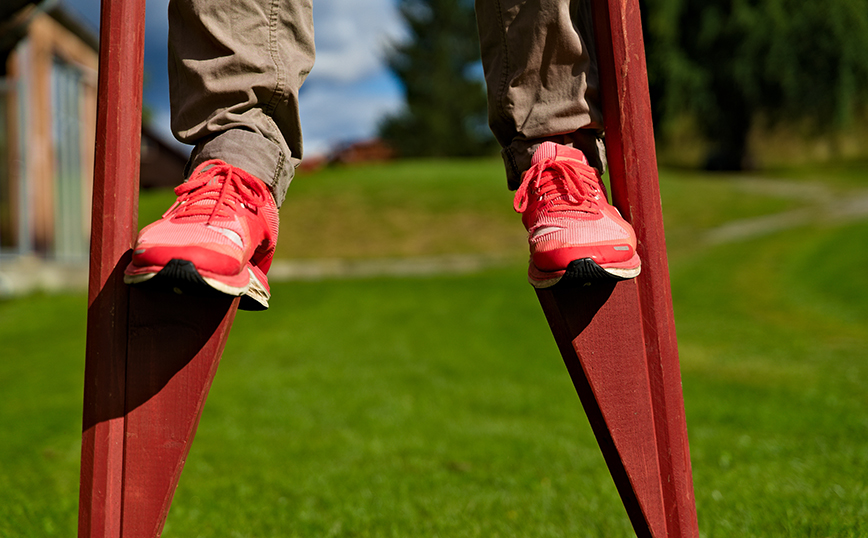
[643,0,868,169]
[379,0,497,157]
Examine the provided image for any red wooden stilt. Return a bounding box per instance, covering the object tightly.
[78,0,146,534]
[535,0,700,536]
[78,0,237,536]
[117,291,237,536]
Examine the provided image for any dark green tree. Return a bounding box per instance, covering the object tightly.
[379,0,496,157]
[643,0,868,169]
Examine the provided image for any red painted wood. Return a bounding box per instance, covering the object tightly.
[590,1,699,536]
[121,292,238,536]
[536,283,664,538]
[79,0,146,534]
[79,0,239,536]
[535,0,699,536]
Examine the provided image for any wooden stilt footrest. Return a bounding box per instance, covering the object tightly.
[537,282,667,537]
[78,0,238,535]
[531,0,701,536]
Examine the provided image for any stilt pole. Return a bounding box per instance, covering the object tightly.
[535,0,700,535]
[78,1,238,536]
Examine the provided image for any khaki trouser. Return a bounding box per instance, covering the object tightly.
[169,0,604,205]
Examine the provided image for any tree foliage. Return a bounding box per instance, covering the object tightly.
[643,0,868,169]
[379,0,496,157]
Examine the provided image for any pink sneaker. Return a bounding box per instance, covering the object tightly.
[124,160,279,310]
[514,142,640,287]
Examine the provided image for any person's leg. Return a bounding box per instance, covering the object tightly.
[169,0,314,208]
[475,0,639,286]
[475,0,605,188]
[125,0,315,309]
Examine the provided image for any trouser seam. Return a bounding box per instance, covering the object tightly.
[263,0,285,117]
[504,146,520,190]
[494,0,510,131]
[272,149,287,194]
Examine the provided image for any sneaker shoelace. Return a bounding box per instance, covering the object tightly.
[164,160,271,225]
[513,158,605,217]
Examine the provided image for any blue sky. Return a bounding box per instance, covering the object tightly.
[61,0,406,156]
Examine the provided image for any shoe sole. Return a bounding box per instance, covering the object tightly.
[124,259,269,311]
[529,257,641,288]
[241,267,270,311]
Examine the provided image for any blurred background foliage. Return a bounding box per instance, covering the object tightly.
[379,0,497,158]
[643,0,868,170]
[382,0,868,170]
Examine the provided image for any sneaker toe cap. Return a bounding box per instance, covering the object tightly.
[131,245,245,276]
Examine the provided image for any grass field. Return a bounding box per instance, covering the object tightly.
[2,158,867,536]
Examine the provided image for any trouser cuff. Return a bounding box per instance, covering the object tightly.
[503,130,607,190]
[186,129,292,207]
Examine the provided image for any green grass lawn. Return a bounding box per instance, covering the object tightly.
[137,158,527,261]
[2,158,867,536]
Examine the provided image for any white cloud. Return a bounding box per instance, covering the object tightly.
[309,0,405,84]
[58,0,406,156]
[299,76,403,156]
[303,0,408,154]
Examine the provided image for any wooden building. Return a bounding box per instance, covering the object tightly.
[1,4,99,261]
[140,123,189,190]
[0,3,188,267]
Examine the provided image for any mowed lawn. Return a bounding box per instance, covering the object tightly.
[1,158,867,536]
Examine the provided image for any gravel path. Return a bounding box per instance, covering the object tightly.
[4,177,867,294]
[704,178,868,245]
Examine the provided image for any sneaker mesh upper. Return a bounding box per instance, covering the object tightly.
[514,142,638,273]
[130,160,279,277]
